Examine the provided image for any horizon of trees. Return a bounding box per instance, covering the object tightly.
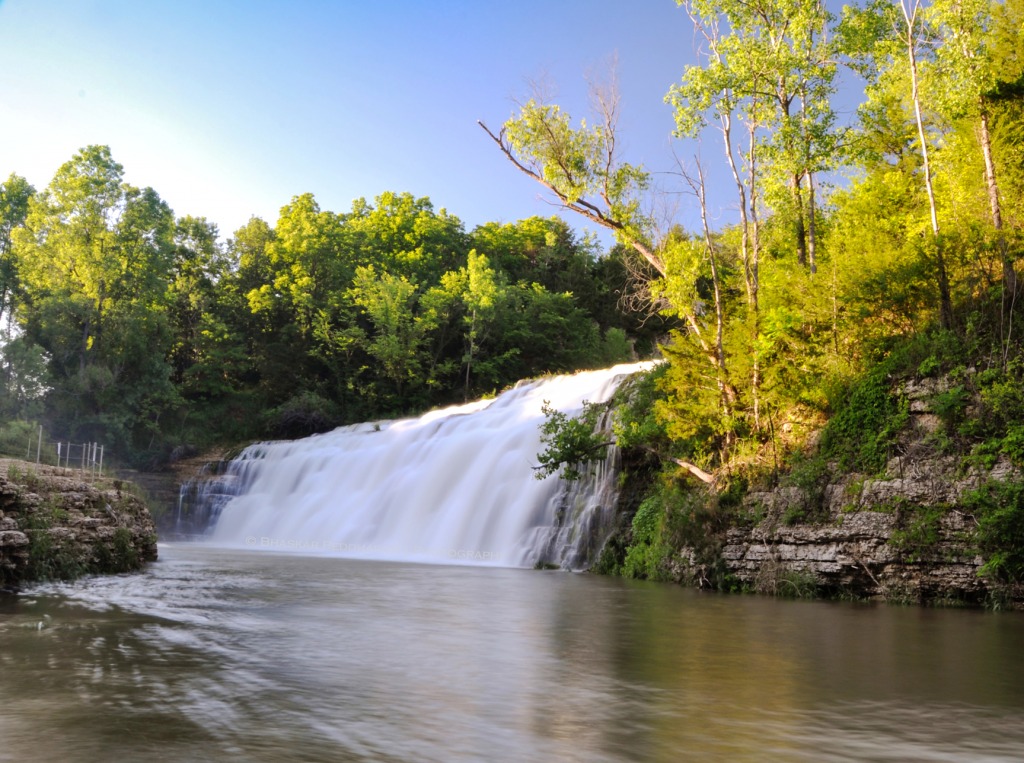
[0,148,665,463]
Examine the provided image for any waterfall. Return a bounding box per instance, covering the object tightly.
[202,362,653,569]
[174,460,245,537]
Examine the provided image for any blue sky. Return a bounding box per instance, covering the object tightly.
[0,0,799,248]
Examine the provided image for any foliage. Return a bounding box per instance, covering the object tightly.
[498,100,652,251]
[0,0,1022,602]
[889,503,949,562]
[819,365,909,473]
[621,493,673,581]
[962,480,1024,582]
[610,364,670,450]
[94,527,141,574]
[618,479,731,586]
[0,420,43,460]
[0,144,639,460]
[266,391,340,440]
[534,400,609,481]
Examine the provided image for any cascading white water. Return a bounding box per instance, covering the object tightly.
[205,362,653,568]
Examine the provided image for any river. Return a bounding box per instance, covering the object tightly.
[2,543,1023,762]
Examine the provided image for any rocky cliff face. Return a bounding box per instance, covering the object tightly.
[670,380,1024,607]
[718,467,1004,605]
[0,459,158,589]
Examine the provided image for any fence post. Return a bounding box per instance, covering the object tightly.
[36,426,42,464]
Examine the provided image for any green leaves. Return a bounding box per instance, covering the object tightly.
[9,146,180,450]
[963,480,1024,582]
[534,400,609,481]
[349,265,426,395]
[484,95,656,269]
[503,101,603,205]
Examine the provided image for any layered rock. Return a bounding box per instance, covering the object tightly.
[692,378,1024,606]
[722,475,995,604]
[0,458,158,589]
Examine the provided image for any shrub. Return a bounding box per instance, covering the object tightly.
[266,391,340,439]
[962,481,1024,582]
[622,494,672,581]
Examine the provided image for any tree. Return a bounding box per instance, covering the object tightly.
[0,174,34,326]
[461,249,500,398]
[929,0,1017,295]
[349,265,430,400]
[167,216,225,384]
[896,0,955,326]
[987,0,1024,233]
[478,77,660,275]
[249,193,351,333]
[482,81,738,417]
[12,146,178,447]
[347,191,468,283]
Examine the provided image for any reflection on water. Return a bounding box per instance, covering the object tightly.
[2,544,1023,762]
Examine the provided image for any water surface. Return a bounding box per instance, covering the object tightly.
[2,544,1023,762]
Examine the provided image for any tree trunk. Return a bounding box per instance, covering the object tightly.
[979,109,1016,294]
[904,0,953,329]
[793,173,807,268]
[721,108,754,307]
[748,118,762,431]
[693,159,733,421]
[806,171,818,276]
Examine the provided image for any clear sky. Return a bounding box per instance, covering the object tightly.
[0,1,752,247]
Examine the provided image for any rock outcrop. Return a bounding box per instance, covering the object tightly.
[666,379,1024,608]
[0,458,158,589]
[720,464,1001,604]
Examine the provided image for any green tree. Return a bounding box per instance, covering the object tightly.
[929,0,1018,294]
[478,78,659,276]
[349,265,430,402]
[347,191,468,283]
[0,174,35,326]
[249,193,351,333]
[469,216,602,309]
[483,80,737,455]
[12,146,178,449]
[168,216,226,384]
[987,0,1024,234]
[461,249,501,398]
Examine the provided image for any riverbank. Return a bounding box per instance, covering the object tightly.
[0,458,157,589]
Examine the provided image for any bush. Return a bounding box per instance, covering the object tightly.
[962,481,1024,583]
[819,367,909,472]
[619,479,731,585]
[266,391,340,440]
[622,494,672,580]
[535,400,608,481]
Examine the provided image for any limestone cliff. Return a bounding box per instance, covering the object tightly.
[715,459,1019,606]
[0,459,158,589]
[666,379,1024,608]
